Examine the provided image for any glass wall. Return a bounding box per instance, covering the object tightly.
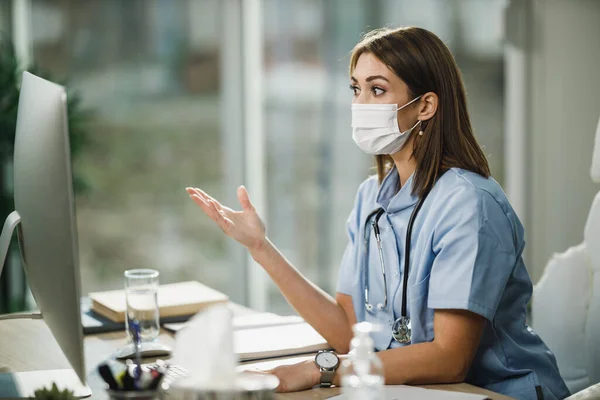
[30,0,235,296]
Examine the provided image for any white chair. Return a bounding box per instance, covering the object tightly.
[532,115,600,396]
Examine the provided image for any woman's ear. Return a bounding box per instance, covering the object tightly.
[418,92,438,122]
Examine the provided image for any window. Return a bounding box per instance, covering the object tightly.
[26,0,504,313]
[30,0,240,298]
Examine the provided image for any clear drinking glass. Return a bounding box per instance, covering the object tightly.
[124,269,160,343]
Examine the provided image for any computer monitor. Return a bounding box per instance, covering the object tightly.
[0,72,90,397]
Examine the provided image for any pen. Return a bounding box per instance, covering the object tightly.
[97,363,120,390]
[132,319,142,388]
[115,369,127,388]
[148,370,164,390]
[121,368,135,391]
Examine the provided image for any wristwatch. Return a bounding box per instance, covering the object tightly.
[314,350,340,388]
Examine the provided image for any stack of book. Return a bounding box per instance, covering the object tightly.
[81,281,229,334]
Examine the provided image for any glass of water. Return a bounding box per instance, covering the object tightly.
[125,269,160,343]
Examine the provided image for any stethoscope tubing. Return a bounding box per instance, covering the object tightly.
[363,190,430,318]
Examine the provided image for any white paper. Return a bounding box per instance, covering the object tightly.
[328,385,489,400]
[164,313,304,333]
[237,355,315,373]
[234,322,329,361]
[232,313,304,330]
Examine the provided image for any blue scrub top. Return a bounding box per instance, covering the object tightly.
[337,167,570,400]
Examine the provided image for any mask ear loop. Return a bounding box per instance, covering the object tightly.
[397,96,423,135]
[396,95,422,111]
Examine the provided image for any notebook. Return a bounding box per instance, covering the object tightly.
[234,322,330,361]
[80,297,193,334]
[88,281,229,323]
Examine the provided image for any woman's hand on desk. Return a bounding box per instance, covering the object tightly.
[263,360,321,393]
[186,186,266,251]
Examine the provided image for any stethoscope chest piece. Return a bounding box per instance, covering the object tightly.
[391,316,411,343]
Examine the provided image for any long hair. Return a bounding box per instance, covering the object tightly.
[350,27,490,197]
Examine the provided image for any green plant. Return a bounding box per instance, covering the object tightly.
[0,33,92,312]
[0,33,91,193]
[31,383,77,400]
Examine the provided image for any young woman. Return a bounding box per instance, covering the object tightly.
[187,27,570,400]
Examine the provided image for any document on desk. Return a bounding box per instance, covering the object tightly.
[235,322,330,361]
[163,312,304,333]
[329,385,489,400]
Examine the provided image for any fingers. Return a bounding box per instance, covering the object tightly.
[187,189,233,233]
[189,193,217,221]
[188,191,211,211]
[186,187,222,210]
[186,186,251,214]
[187,187,235,213]
[237,185,254,211]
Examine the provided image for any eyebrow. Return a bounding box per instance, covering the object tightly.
[350,75,390,83]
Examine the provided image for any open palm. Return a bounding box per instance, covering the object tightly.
[186,186,266,251]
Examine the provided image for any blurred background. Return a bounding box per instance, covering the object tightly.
[0,0,598,315]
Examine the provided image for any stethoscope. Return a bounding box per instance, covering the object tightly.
[363,191,429,344]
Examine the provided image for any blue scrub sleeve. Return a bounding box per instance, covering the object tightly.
[427,188,516,321]
[336,182,368,296]
[336,239,358,295]
[336,204,360,295]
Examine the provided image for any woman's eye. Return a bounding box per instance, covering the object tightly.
[372,87,385,96]
[349,84,360,95]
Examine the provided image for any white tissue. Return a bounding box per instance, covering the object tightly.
[171,304,238,390]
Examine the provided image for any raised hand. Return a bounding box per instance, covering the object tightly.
[186,186,266,251]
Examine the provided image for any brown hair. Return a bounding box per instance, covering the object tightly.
[350,27,490,197]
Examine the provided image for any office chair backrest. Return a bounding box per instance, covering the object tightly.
[532,114,600,395]
[582,114,600,388]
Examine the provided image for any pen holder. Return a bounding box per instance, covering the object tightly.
[166,388,275,400]
[106,389,161,400]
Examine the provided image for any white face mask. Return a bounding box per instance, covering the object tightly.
[351,96,422,155]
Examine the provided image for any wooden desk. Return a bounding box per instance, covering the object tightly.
[0,318,512,400]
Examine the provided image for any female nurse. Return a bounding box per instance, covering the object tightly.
[186,27,570,400]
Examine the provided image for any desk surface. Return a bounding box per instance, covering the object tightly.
[0,316,512,400]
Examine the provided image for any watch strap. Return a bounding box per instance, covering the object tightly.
[319,369,335,387]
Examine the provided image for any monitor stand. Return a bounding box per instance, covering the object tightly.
[115,341,172,359]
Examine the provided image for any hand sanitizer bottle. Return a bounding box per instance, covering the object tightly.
[339,322,384,400]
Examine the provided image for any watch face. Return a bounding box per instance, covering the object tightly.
[316,351,339,369]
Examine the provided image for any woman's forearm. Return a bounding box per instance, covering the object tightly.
[331,341,468,386]
[249,238,353,353]
[378,342,469,384]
